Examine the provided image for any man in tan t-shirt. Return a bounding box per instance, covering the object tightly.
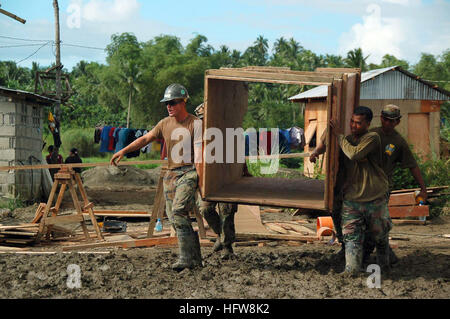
[111,83,203,271]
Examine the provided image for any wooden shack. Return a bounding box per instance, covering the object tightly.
[200,67,361,212]
[0,86,55,200]
[289,66,450,176]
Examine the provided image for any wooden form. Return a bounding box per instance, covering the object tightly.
[202,66,361,211]
[36,167,103,243]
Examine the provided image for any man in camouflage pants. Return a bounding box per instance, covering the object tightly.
[197,199,237,258]
[330,106,392,274]
[111,84,203,271]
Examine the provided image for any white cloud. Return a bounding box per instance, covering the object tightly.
[339,4,406,63]
[338,1,450,64]
[74,0,141,23]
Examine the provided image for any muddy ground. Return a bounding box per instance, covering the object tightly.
[0,167,449,299]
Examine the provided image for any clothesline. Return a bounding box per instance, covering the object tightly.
[94,126,163,158]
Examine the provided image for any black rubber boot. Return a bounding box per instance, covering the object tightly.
[344,241,363,274]
[221,244,235,260]
[172,228,202,271]
[212,237,223,252]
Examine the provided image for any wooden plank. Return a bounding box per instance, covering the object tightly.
[0,231,37,237]
[390,186,447,194]
[245,152,310,161]
[206,75,329,87]
[206,69,335,84]
[0,224,39,230]
[32,203,47,224]
[122,236,178,248]
[147,170,166,237]
[74,173,103,240]
[316,68,361,73]
[389,205,429,218]
[391,219,426,225]
[82,213,151,218]
[62,236,178,251]
[264,223,289,234]
[0,160,168,171]
[94,210,149,215]
[235,205,268,234]
[388,193,417,206]
[205,177,325,210]
[231,66,345,79]
[235,232,319,242]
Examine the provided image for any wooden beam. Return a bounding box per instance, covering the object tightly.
[235,232,318,242]
[245,152,310,161]
[0,8,26,24]
[62,236,178,251]
[388,193,417,206]
[0,160,167,171]
[206,69,335,84]
[389,205,429,218]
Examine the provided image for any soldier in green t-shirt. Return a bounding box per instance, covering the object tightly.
[330,106,392,274]
[363,104,428,263]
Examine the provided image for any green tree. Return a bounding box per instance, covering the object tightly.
[345,48,369,71]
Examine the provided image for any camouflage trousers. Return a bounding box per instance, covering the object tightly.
[331,195,344,244]
[197,195,237,247]
[163,165,198,231]
[342,197,392,247]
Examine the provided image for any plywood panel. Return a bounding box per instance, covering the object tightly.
[408,113,430,161]
[203,79,248,197]
[206,177,325,210]
[235,205,269,233]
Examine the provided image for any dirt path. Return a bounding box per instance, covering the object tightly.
[0,167,448,299]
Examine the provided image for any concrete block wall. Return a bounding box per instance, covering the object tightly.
[0,97,45,200]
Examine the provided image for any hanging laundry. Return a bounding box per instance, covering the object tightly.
[99,126,113,152]
[115,128,130,153]
[94,126,103,144]
[126,129,140,158]
[108,127,116,151]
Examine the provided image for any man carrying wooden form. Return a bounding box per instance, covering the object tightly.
[329,106,391,275]
[111,83,203,271]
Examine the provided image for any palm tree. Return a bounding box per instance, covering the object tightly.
[118,61,142,128]
[345,48,370,71]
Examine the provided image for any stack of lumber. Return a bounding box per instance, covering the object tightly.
[388,186,448,224]
[0,224,39,245]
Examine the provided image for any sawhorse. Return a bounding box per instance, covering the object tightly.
[36,167,103,243]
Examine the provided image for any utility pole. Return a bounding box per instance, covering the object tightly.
[0,2,27,24]
[52,0,62,148]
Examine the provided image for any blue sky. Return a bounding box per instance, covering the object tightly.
[0,0,449,70]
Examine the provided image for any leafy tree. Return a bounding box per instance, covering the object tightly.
[345,48,369,71]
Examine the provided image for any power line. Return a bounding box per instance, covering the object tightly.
[61,43,105,51]
[16,41,52,64]
[0,43,49,48]
[0,35,52,42]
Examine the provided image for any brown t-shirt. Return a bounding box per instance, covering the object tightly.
[150,114,201,169]
[338,132,389,202]
[369,127,417,189]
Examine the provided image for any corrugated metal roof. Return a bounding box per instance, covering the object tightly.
[0,86,56,104]
[289,66,450,101]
